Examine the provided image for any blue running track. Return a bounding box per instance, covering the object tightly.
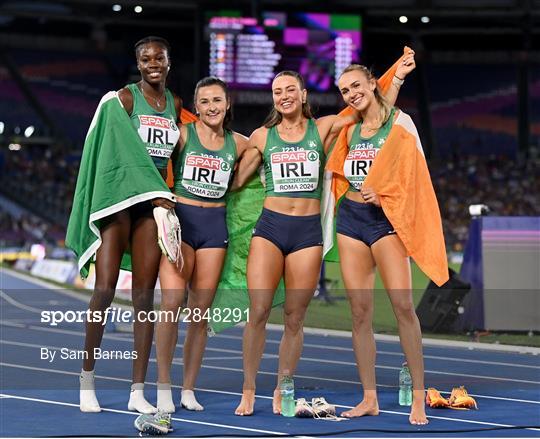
[1,268,539,437]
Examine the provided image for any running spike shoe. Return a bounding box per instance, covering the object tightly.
[449,386,478,410]
[294,398,314,418]
[426,388,450,408]
[134,410,172,435]
[311,397,336,418]
[153,206,183,269]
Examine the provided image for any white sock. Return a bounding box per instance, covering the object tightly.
[157,383,175,413]
[181,389,203,411]
[128,383,157,414]
[79,369,101,413]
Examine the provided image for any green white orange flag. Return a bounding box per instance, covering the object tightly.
[323,47,449,286]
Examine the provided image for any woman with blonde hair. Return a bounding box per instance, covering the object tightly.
[325,62,448,424]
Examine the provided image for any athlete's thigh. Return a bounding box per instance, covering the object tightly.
[247,237,284,308]
[158,241,195,302]
[159,242,195,288]
[337,233,376,291]
[189,247,227,308]
[283,245,322,311]
[95,210,131,282]
[131,216,161,285]
[371,234,411,291]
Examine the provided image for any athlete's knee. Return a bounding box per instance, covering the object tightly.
[393,300,417,324]
[90,287,115,310]
[160,291,184,312]
[350,303,373,328]
[132,289,155,311]
[188,315,208,330]
[283,309,306,335]
[249,305,271,326]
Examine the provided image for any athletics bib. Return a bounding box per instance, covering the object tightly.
[137,115,179,159]
[270,149,320,193]
[343,145,380,190]
[181,153,232,199]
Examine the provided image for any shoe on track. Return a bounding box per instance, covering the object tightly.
[295,398,314,418]
[134,411,172,435]
[312,397,336,418]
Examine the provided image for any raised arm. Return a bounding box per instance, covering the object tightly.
[383,48,416,107]
[230,127,265,190]
[317,113,360,154]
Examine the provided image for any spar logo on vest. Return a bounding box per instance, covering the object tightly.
[181,152,232,198]
[270,144,320,193]
[137,115,179,159]
[343,139,385,190]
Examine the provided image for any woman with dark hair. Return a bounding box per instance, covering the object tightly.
[233,49,416,416]
[154,77,250,413]
[71,36,182,414]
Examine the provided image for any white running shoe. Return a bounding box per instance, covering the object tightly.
[153,206,183,269]
[134,410,172,435]
[312,397,336,418]
[295,398,314,418]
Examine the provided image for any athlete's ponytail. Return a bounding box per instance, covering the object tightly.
[263,71,314,128]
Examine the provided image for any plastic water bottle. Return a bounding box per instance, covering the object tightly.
[280,375,295,417]
[399,362,412,406]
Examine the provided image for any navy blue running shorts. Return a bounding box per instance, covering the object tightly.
[336,197,396,247]
[174,203,228,250]
[252,208,323,255]
[129,200,154,223]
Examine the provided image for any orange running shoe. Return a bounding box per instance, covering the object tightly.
[449,386,478,410]
[426,388,450,408]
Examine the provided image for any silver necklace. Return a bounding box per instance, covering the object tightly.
[140,83,165,108]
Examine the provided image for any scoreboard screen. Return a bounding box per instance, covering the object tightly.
[208,12,362,92]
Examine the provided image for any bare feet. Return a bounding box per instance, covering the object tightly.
[235,390,255,416]
[410,390,429,425]
[272,389,281,415]
[341,398,379,418]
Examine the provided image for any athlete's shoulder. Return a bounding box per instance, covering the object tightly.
[232,130,249,143]
[346,123,357,142]
[232,131,249,155]
[248,126,268,153]
[315,114,337,129]
[117,86,134,114]
[250,126,269,142]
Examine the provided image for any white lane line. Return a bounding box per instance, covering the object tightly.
[0,290,44,313]
[4,266,540,356]
[2,324,539,386]
[0,320,25,328]
[0,364,538,431]
[0,341,384,389]
[215,333,540,370]
[333,407,539,430]
[2,340,540,406]
[0,393,287,436]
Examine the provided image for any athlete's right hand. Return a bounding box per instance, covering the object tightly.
[361,187,381,206]
[152,198,175,210]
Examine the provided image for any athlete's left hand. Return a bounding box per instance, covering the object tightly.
[361,187,381,206]
[152,198,175,210]
[395,49,416,80]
